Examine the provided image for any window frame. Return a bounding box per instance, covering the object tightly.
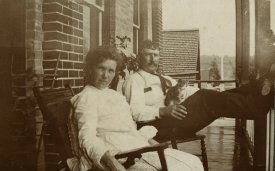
[133,0,140,54]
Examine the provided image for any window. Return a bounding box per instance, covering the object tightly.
[133,0,140,54]
[83,0,104,55]
[249,0,256,69]
[85,0,104,9]
[271,0,275,45]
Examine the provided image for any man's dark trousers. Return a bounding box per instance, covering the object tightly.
[154,77,274,141]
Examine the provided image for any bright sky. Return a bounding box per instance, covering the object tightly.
[162,0,236,56]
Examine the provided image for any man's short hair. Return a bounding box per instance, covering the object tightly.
[138,40,159,55]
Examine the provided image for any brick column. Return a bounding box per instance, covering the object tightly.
[42,0,84,89]
[26,0,44,94]
[25,2,45,170]
[26,0,44,76]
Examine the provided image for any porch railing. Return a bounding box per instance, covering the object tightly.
[168,74,273,170]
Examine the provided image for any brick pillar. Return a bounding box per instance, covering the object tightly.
[139,0,153,42]
[26,1,45,171]
[26,0,44,76]
[42,0,84,89]
[26,0,44,93]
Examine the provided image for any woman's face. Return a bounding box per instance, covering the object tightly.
[139,48,160,74]
[91,59,117,89]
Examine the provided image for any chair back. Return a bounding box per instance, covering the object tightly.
[33,86,74,119]
[33,86,75,166]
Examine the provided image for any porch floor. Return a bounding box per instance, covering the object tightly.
[177,124,253,171]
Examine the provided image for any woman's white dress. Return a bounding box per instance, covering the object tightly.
[67,85,204,171]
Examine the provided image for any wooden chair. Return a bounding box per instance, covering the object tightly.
[33,85,75,170]
[33,86,170,171]
[170,131,208,171]
[137,120,209,171]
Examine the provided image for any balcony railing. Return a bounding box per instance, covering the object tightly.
[168,75,274,170]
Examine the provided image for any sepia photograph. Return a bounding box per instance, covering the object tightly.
[0,0,274,170]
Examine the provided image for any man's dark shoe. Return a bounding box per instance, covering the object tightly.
[261,79,272,96]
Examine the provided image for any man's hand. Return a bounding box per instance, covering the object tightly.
[159,104,187,120]
[101,151,126,171]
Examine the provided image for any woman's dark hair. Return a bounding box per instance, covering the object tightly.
[84,46,124,85]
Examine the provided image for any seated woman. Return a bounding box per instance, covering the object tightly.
[66,47,204,171]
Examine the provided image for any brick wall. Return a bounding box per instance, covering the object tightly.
[42,0,84,89]
[41,3,85,168]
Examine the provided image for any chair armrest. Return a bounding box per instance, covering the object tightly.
[114,142,169,159]
[115,142,169,170]
[148,138,159,145]
[136,119,159,129]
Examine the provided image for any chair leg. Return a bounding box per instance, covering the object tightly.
[200,137,209,171]
[64,159,71,171]
[36,124,44,166]
[171,139,178,149]
[157,150,168,171]
[171,131,178,149]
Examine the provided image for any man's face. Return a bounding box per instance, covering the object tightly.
[139,48,160,74]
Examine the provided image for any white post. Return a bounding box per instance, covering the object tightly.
[221,56,224,80]
[98,12,102,46]
[220,56,224,91]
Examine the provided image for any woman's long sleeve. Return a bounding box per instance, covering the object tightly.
[72,94,108,169]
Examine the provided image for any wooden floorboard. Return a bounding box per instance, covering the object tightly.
[177,125,253,171]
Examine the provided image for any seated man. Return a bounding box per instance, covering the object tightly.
[123,40,274,141]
